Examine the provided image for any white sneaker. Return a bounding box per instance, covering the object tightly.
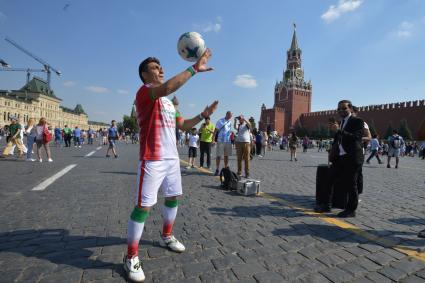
[161,235,185,252]
[26,158,36,162]
[123,256,145,282]
[48,158,53,162]
[39,159,42,163]
[186,166,191,170]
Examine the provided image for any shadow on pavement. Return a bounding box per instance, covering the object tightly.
[273,223,425,248]
[0,228,158,280]
[266,193,316,208]
[389,217,425,226]
[209,203,306,219]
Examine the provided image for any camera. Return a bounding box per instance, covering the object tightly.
[235,116,242,120]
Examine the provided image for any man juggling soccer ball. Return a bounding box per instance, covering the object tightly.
[124,47,218,282]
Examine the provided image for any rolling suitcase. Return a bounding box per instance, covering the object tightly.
[316,164,332,205]
[237,179,261,196]
[316,164,347,209]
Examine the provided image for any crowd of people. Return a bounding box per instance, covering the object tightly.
[0,117,134,162]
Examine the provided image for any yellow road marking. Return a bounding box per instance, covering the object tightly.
[179,159,425,262]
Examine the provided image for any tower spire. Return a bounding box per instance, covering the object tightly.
[290,22,299,51]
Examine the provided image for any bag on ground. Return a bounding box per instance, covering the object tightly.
[220,167,240,190]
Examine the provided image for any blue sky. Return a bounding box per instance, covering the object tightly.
[0,0,424,124]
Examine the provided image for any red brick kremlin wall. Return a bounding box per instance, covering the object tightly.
[300,100,425,139]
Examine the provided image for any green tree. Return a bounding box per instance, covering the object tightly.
[398,119,413,141]
[295,125,309,137]
[117,122,124,134]
[318,123,330,139]
[123,115,139,133]
[384,123,394,139]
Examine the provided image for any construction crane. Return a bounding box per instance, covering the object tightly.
[0,68,46,84]
[4,37,61,89]
[0,58,10,67]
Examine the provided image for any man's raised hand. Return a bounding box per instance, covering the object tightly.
[194,49,214,73]
[201,100,219,118]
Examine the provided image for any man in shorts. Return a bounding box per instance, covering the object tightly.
[106,120,119,158]
[124,50,218,282]
[387,129,405,169]
[213,111,233,176]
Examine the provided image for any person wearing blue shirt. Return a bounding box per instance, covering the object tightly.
[366,134,383,164]
[213,111,232,176]
[87,127,94,145]
[54,127,62,146]
[73,126,81,148]
[106,120,119,158]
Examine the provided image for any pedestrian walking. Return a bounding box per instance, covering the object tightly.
[387,130,405,169]
[73,126,82,148]
[25,118,37,161]
[63,125,72,147]
[35,118,53,162]
[106,120,119,158]
[289,131,298,161]
[0,116,25,158]
[54,126,62,146]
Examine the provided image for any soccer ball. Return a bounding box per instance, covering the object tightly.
[177,32,206,62]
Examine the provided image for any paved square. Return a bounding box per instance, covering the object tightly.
[1,142,425,282]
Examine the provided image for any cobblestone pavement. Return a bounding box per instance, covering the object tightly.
[1,141,425,282]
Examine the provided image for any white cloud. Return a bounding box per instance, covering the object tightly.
[85,86,109,93]
[233,75,258,89]
[63,81,76,87]
[189,103,196,108]
[117,89,129,95]
[194,17,222,33]
[321,0,363,23]
[395,21,414,38]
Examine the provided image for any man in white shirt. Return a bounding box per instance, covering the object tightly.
[234,115,251,178]
[186,128,199,169]
[213,111,233,176]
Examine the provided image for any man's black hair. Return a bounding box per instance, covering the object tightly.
[139,57,160,83]
[393,129,398,134]
[338,100,353,109]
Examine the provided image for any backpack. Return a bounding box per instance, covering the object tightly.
[219,167,240,190]
[392,136,401,149]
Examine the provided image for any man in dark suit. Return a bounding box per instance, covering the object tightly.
[329,100,365,217]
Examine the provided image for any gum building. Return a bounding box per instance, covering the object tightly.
[259,27,425,139]
[0,77,108,129]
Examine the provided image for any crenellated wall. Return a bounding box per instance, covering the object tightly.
[300,100,425,139]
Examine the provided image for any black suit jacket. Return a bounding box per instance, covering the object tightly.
[334,115,364,165]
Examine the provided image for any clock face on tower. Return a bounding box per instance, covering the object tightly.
[296,69,303,79]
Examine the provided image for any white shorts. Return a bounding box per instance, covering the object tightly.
[135,159,182,207]
[216,142,232,157]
